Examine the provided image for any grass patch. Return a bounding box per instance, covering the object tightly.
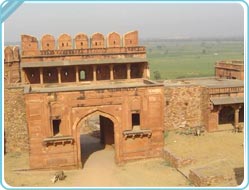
[142,39,244,80]
[164,131,169,139]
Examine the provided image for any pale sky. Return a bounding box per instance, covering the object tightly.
[4,2,244,42]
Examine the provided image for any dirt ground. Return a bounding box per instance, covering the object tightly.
[4,135,189,187]
[4,124,244,187]
[165,124,244,186]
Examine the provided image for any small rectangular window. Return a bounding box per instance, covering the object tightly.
[132,113,140,127]
[52,119,61,136]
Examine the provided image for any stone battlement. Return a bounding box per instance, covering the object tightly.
[21,31,141,57]
[4,46,20,63]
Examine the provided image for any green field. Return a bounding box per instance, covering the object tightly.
[141,39,244,80]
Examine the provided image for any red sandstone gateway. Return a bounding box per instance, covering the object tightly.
[12,31,164,169]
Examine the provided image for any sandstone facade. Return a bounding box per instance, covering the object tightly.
[13,31,165,169]
[25,86,164,169]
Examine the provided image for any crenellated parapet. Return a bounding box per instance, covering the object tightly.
[41,34,56,50]
[4,46,21,85]
[21,31,140,57]
[107,32,121,48]
[4,46,20,63]
[74,33,88,49]
[19,30,149,86]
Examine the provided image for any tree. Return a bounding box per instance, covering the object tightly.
[153,71,161,80]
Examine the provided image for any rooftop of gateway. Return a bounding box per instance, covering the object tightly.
[24,79,163,94]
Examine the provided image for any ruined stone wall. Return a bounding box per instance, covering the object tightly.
[215,61,244,80]
[164,85,209,130]
[4,88,28,153]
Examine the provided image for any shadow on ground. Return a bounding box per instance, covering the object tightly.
[80,134,104,168]
[234,167,244,185]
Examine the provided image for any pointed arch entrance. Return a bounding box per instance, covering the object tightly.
[74,110,119,168]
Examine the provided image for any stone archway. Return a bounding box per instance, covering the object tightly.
[75,110,119,168]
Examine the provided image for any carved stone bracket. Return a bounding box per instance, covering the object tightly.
[123,129,152,140]
[42,136,74,146]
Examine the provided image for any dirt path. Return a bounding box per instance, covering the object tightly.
[4,135,189,187]
[5,128,243,187]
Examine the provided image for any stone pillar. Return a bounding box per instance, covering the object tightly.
[234,107,240,128]
[21,69,26,84]
[127,63,131,79]
[57,68,61,84]
[143,63,147,78]
[110,64,114,80]
[39,68,43,85]
[147,67,150,79]
[76,66,79,82]
[93,65,97,81]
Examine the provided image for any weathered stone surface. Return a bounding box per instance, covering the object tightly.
[123,31,138,47]
[164,85,209,130]
[4,47,21,86]
[25,86,165,169]
[4,88,28,153]
[91,32,105,48]
[215,60,244,80]
[74,33,88,49]
[189,160,234,186]
[163,148,195,168]
[21,34,39,56]
[58,33,72,50]
[41,34,56,50]
[107,32,121,47]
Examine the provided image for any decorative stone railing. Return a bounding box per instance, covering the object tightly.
[209,87,244,95]
[22,46,146,57]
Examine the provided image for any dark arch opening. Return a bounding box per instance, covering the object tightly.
[219,106,234,125]
[79,114,114,168]
[239,106,244,123]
